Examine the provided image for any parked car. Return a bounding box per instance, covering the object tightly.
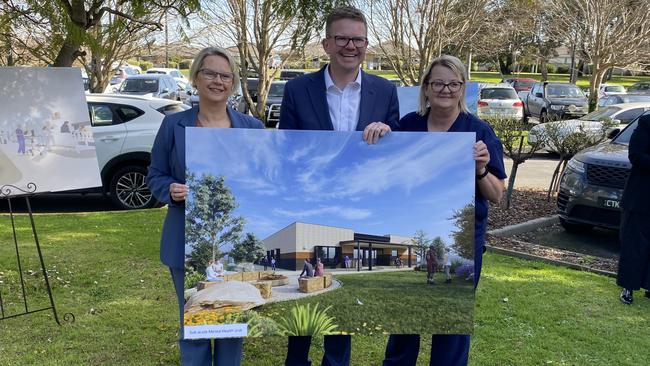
[176,79,193,104]
[264,80,286,128]
[557,114,647,232]
[388,78,405,87]
[522,82,589,123]
[118,74,181,101]
[477,84,523,120]
[146,67,188,83]
[528,102,650,152]
[279,69,307,80]
[86,94,188,209]
[598,94,650,108]
[598,84,626,98]
[502,77,537,92]
[110,65,140,86]
[627,81,650,95]
[184,82,246,113]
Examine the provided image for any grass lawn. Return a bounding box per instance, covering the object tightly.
[1,209,649,365]
[256,271,474,336]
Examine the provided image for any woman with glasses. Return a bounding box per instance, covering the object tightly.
[382,55,506,366]
[146,46,263,366]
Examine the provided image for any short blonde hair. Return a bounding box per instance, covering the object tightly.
[418,55,469,116]
[189,47,240,96]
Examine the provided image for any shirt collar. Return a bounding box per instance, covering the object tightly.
[324,64,362,90]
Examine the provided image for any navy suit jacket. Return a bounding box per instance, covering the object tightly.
[146,106,264,269]
[279,66,400,131]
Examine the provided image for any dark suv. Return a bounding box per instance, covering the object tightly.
[557,116,644,232]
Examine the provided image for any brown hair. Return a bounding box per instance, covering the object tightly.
[325,6,367,37]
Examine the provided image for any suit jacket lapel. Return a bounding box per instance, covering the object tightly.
[174,107,198,176]
[307,67,334,130]
[357,70,376,131]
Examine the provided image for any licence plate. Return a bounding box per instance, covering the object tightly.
[598,197,620,209]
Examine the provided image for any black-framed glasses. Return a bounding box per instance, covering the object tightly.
[330,36,368,48]
[199,69,234,83]
[426,80,464,92]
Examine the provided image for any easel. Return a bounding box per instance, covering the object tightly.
[0,184,74,325]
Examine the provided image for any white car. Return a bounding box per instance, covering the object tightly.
[477,84,524,120]
[146,67,188,84]
[598,84,626,98]
[87,94,189,209]
[528,102,650,152]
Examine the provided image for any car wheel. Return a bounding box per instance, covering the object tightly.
[559,217,593,233]
[540,110,548,123]
[109,165,158,210]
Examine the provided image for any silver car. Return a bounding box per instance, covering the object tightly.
[557,115,645,232]
[118,74,181,101]
[477,84,524,120]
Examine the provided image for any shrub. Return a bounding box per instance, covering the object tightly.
[139,61,153,71]
[546,64,557,74]
[277,303,339,336]
[557,66,570,74]
[184,267,204,290]
[240,311,281,337]
[179,60,192,70]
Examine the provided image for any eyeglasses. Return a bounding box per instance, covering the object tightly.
[199,69,234,83]
[330,36,368,48]
[426,81,464,92]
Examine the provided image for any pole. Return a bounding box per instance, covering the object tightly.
[165,11,169,68]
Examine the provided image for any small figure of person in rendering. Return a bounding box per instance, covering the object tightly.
[426,245,438,284]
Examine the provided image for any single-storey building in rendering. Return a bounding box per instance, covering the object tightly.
[262,222,417,271]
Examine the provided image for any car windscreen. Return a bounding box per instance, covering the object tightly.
[146,70,166,75]
[120,79,159,93]
[546,85,585,98]
[515,81,535,88]
[578,106,621,121]
[268,83,285,97]
[480,88,518,100]
[612,119,640,145]
[604,86,625,93]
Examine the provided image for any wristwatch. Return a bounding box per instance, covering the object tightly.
[476,168,489,180]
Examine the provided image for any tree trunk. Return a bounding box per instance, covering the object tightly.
[505,162,519,209]
[498,53,513,75]
[577,59,585,77]
[540,59,548,82]
[53,38,82,67]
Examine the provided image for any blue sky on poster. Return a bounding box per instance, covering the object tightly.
[186,129,475,248]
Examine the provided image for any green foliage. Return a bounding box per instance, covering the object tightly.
[431,236,446,261]
[178,59,192,70]
[185,172,244,273]
[546,64,557,74]
[450,203,475,260]
[276,303,339,337]
[229,233,266,263]
[239,311,281,337]
[184,266,204,290]
[139,61,154,71]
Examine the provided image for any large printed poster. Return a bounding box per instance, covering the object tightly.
[0,67,101,196]
[183,129,476,339]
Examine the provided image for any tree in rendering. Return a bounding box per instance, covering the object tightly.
[186,172,244,273]
[450,203,474,260]
[230,232,266,264]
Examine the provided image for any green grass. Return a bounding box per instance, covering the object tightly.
[1,209,648,365]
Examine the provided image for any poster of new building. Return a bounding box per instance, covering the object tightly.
[183,128,476,339]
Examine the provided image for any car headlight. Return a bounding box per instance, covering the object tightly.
[550,105,565,110]
[566,158,586,174]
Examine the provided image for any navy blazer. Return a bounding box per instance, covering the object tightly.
[622,114,650,214]
[146,106,264,269]
[279,66,400,131]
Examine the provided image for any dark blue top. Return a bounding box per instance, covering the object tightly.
[397,110,507,251]
[146,106,264,268]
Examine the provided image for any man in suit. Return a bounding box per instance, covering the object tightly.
[618,113,650,304]
[279,6,400,366]
[279,7,399,141]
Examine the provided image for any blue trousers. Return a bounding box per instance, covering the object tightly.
[285,335,351,366]
[170,268,243,366]
[382,246,485,366]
